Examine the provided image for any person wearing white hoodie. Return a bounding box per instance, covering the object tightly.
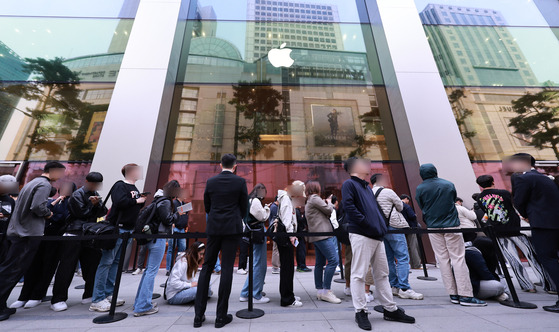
[166,242,212,304]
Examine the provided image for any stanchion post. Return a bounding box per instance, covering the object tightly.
[236,229,264,319]
[93,232,130,324]
[415,230,437,281]
[485,225,537,309]
[333,240,345,283]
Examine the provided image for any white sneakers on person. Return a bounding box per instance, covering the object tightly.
[89,299,111,312]
[496,292,509,302]
[290,300,303,307]
[295,296,301,301]
[237,269,247,275]
[81,297,92,305]
[317,289,324,300]
[392,287,399,296]
[365,291,375,303]
[107,296,125,306]
[240,296,248,302]
[271,267,280,274]
[398,289,424,300]
[9,300,26,309]
[134,306,159,317]
[240,296,270,304]
[24,300,41,308]
[50,302,68,312]
[131,268,143,275]
[320,290,342,304]
[344,286,352,296]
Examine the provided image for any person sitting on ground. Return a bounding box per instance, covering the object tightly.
[166,242,212,305]
[465,237,508,301]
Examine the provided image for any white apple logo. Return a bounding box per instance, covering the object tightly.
[268,42,294,68]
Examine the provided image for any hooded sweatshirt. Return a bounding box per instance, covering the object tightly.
[277,190,297,233]
[415,164,460,229]
[165,252,196,300]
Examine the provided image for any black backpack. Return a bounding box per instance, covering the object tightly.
[134,196,171,245]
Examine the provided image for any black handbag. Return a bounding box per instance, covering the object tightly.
[266,215,290,247]
[333,212,350,245]
[82,221,118,250]
[244,198,267,245]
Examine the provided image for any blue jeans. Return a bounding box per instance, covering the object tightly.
[313,237,339,290]
[168,287,213,305]
[240,241,267,299]
[166,228,186,271]
[384,227,411,290]
[214,256,221,273]
[133,239,166,313]
[92,229,131,303]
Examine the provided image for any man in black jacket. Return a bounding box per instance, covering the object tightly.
[508,153,559,313]
[194,154,248,328]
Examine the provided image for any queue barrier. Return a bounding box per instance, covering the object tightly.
[19,225,537,324]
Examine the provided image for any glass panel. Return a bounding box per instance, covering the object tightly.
[1,0,139,18]
[190,0,366,23]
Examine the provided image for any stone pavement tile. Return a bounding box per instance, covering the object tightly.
[328,318,423,332]
[87,325,172,332]
[414,314,510,332]
[250,319,332,332]
[476,312,559,330]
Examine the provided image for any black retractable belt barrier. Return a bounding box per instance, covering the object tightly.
[236,228,265,319]
[484,225,537,309]
[415,231,437,281]
[333,240,345,283]
[93,232,130,324]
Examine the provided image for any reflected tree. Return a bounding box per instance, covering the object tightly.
[509,89,559,160]
[449,89,476,159]
[349,108,381,158]
[0,57,91,160]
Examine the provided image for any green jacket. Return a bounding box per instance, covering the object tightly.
[415,164,460,229]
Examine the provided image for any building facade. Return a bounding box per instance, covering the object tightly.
[1,0,558,232]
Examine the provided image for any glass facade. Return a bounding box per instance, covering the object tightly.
[415,0,559,189]
[0,0,138,164]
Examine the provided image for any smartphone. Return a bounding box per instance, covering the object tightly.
[140,192,151,196]
[293,238,299,247]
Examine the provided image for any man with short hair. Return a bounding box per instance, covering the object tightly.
[0,161,66,321]
[342,157,414,331]
[370,174,423,300]
[415,163,486,307]
[400,194,421,269]
[90,164,146,312]
[194,154,248,328]
[507,153,559,313]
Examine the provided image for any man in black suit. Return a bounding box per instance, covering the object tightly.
[194,154,248,328]
[508,153,559,313]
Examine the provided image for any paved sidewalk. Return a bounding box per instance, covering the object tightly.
[3,265,559,331]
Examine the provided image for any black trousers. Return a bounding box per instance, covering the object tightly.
[195,235,239,318]
[531,228,559,297]
[296,236,307,268]
[52,240,101,303]
[278,243,295,306]
[18,240,62,301]
[0,237,41,310]
[238,239,248,270]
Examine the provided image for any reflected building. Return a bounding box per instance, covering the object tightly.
[0,41,27,138]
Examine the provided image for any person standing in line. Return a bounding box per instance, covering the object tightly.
[455,197,478,242]
[194,154,248,328]
[269,198,280,274]
[476,174,553,294]
[0,161,66,321]
[400,194,421,269]
[371,174,423,300]
[0,175,18,263]
[165,192,189,275]
[240,183,271,304]
[276,181,306,308]
[132,244,148,275]
[237,235,249,275]
[166,242,211,305]
[133,181,182,317]
[295,204,311,273]
[415,163,486,307]
[89,163,146,312]
[507,153,559,312]
[342,157,414,331]
[305,181,341,304]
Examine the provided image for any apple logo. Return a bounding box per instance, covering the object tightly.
[268,42,294,68]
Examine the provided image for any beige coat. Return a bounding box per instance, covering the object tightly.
[305,194,334,243]
[372,186,409,229]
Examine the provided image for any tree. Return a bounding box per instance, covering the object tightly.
[448,88,476,159]
[509,89,559,160]
[0,57,90,160]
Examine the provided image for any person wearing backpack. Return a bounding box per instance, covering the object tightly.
[133,180,182,317]
[90,164,146,313]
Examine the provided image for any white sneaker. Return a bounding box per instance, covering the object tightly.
[365,292,375,303]
[50,302,68,312]
[398,289,424,300]
[496,292,509,302]
[237,269,247,275]
[24,300,42,308]
[321,290,342,304]
[295,296,301,301]
[107,296,125,306]
[271,267,280,274]
[131,268,142,275]
[134,306,159,317]
[10,300,27,309]
[240,296,248,302]
[81,297,92,304]
[392,287,399,296]
[290,300,303,307]
[344,287,352,296]
[89,299,111,312]
[254,297,270,304]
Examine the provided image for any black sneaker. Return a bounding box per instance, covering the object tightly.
[0,308,16,321]
[215,314,233,328]
[193,315,205,328]
[355,310,371,331]
[459,296,487,307]
[542,301,559,313]
[384,308,415,324]
[450,295,460,304]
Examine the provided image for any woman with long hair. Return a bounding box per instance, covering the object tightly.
[239,183,271,303]
[305,181,341,304]
[166,241,210,304]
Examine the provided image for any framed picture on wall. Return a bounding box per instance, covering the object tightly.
[311,104,357,147]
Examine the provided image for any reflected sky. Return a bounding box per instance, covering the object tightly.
[1,0,132,18]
